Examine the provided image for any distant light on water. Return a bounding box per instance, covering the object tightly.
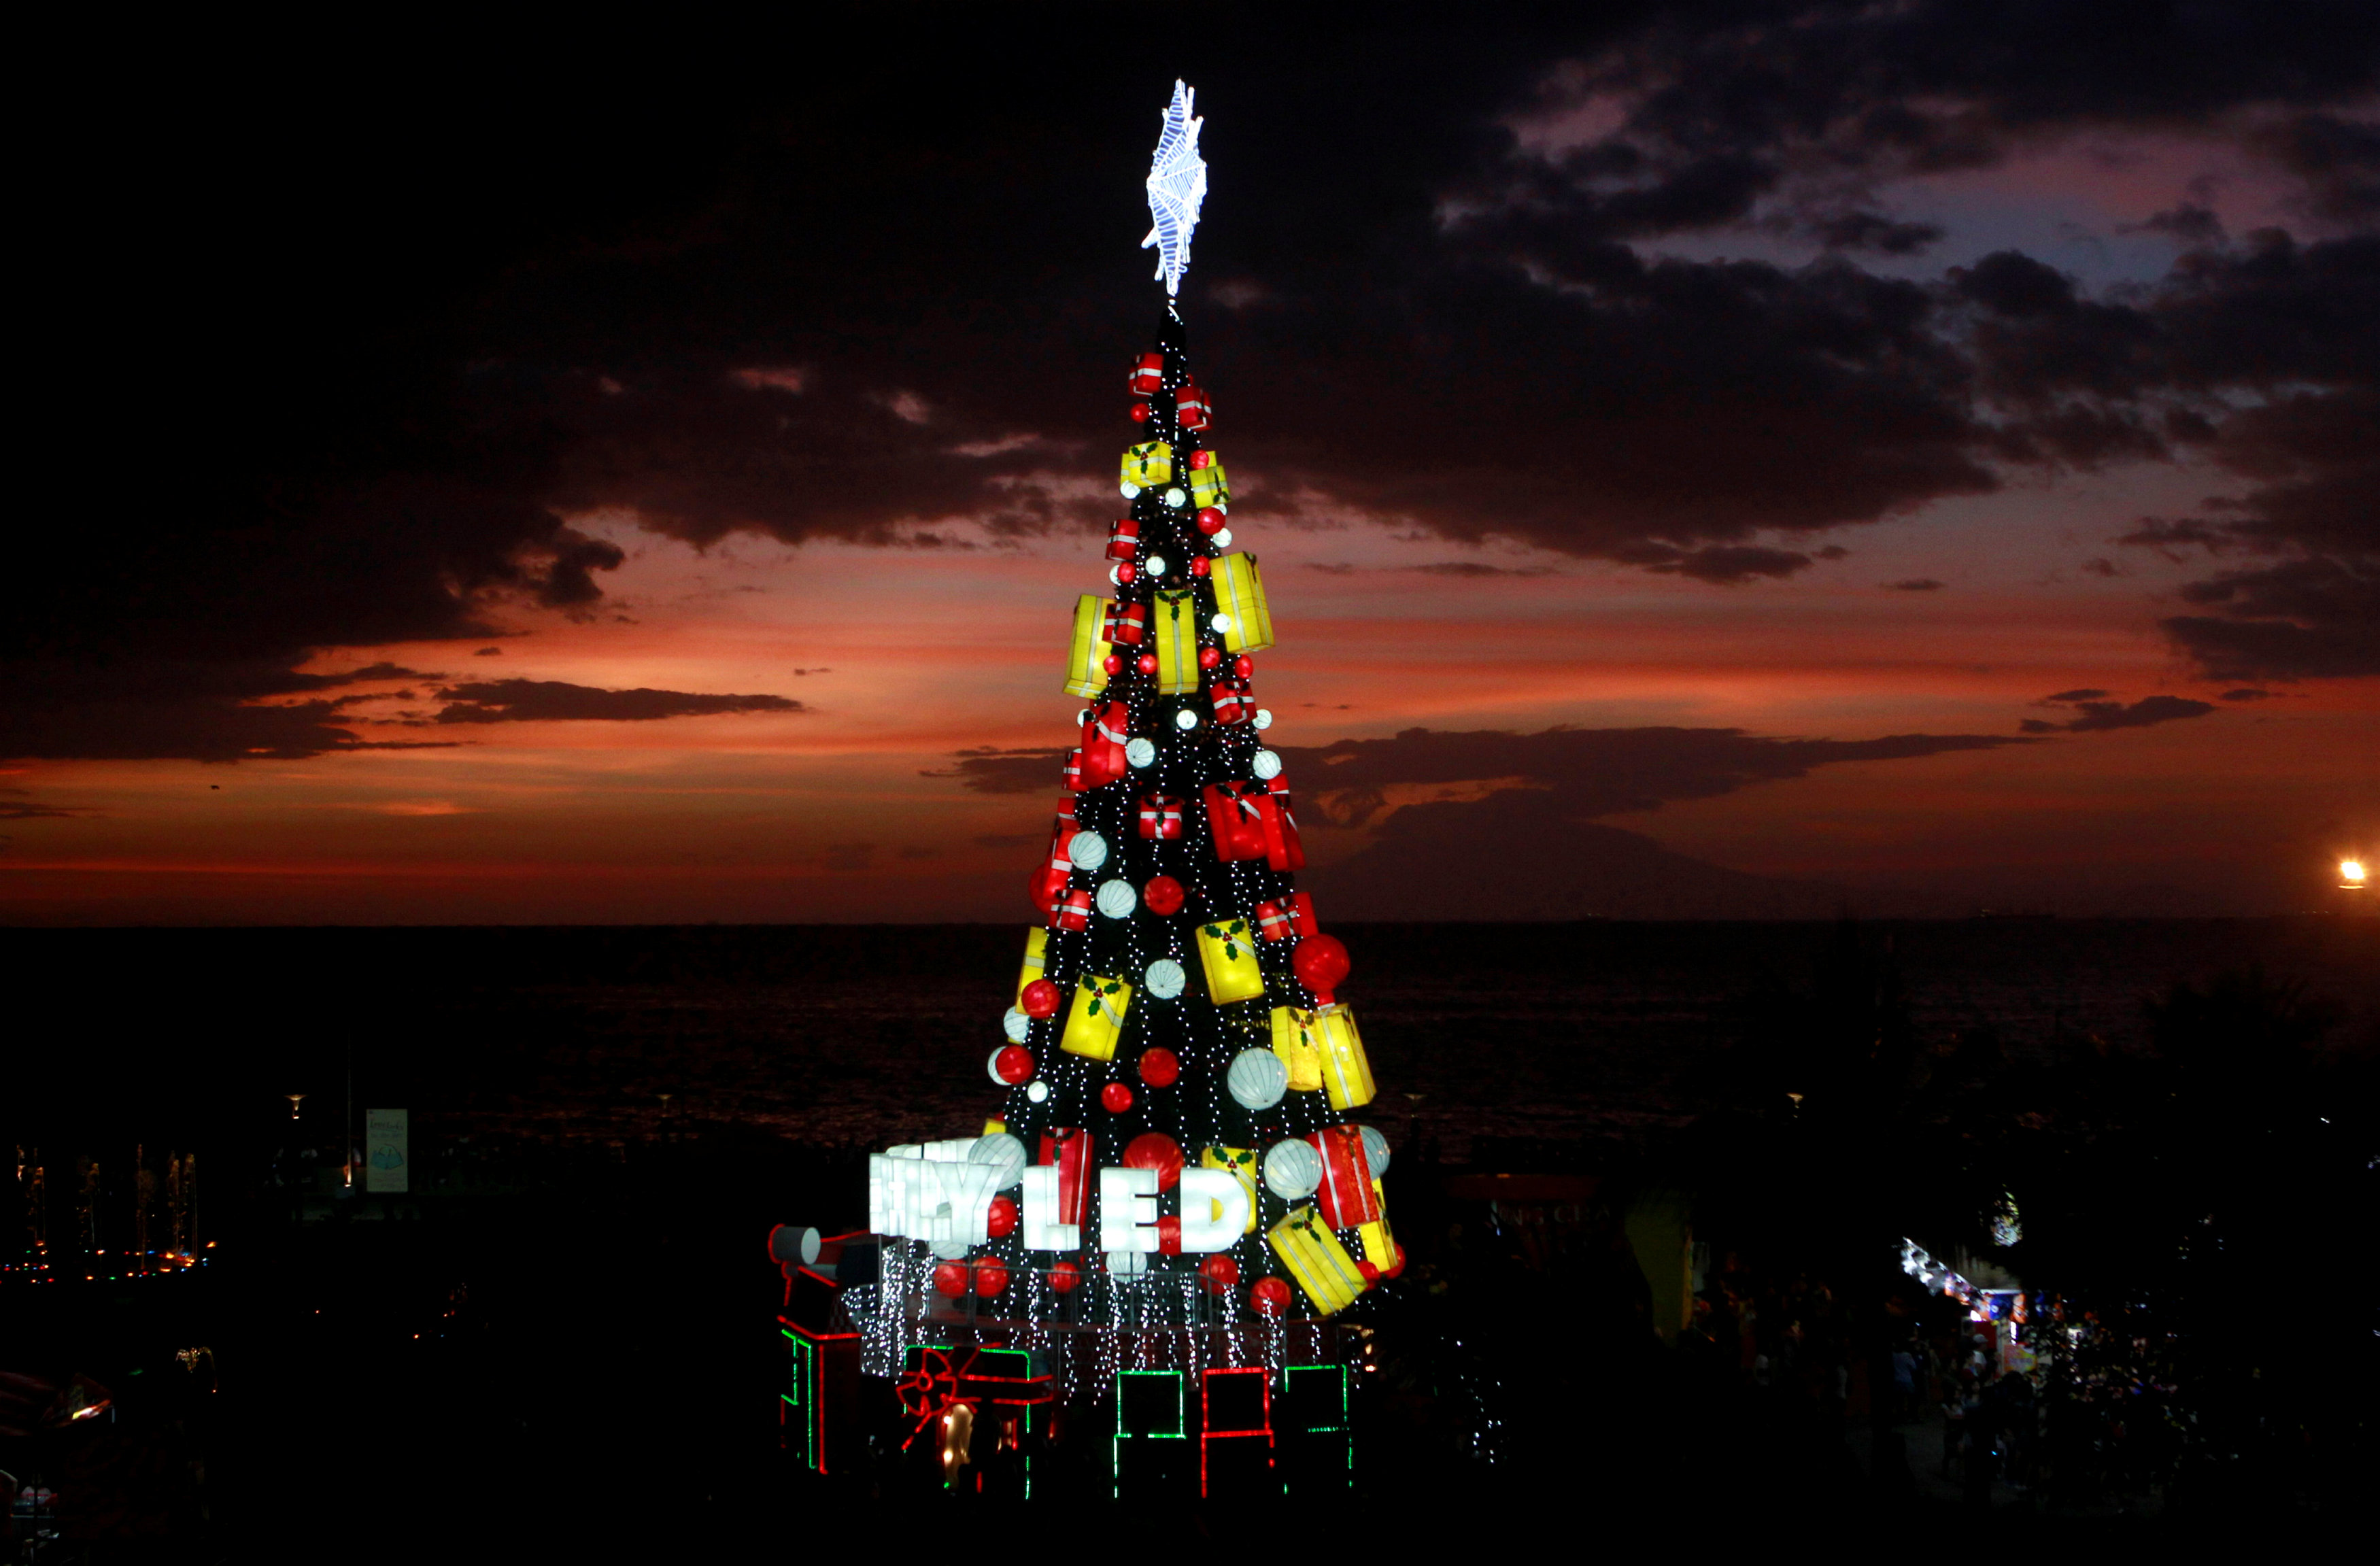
[2343,859,2368,889]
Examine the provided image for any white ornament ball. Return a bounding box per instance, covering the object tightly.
[1163,487,1187,508]
[1263,1138,1324,1200]
[1125,736,1157,768]
[1174,709,1199,730]
[1212,528,1233,549]
[1026,1080,1051,1104]
[1096,879,1137,919]
[969,1131,1027,1191]
[1357,1125,1391,1176]
[1076,708,1092,727]
[1226,1048,1289,1110]
[1210,612,1233,633]
[1251,749,1282,780]
[1108,1248,1148,1277]
[1002,1007,1031,1042]
[1253,709,1274,730]
[1146,554,1169,577]
[932,1238,971,1260]
[1067,830,1108,871]
[1144,958,1186,999]
[1120,481,1142,499]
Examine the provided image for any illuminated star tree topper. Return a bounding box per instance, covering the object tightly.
[1142,80,1207,296]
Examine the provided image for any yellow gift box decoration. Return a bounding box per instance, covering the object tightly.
[1268,1204,1367,1316]
[1121,441,1174,488]
[1188,453,1229,509]
[1312,1003,1375,1110]
[1210,552,1275,653]
[1059,973,1133,1061]
[1357,1178,1397,1270]
[1150,588,1200,694]
[1062,593,1113,698]
[1201,1144,1259,1234]
[1268,1004,1324,1093]
[1196,917,1265,1005]
[1015,926,1048,1004]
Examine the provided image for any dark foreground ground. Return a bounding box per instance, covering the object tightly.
[5,919,2375,1552]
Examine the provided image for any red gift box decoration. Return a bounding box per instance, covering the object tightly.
[1307,1125,1381,1229]
[1175,379,1211,431]
[1062,749,1084,794]
[1104,600,1147,646]
[1202,781,1271,863]
[1128,353,1164,397]
[1053,888,1093,932]
[1137,792,1184,840]
[1282,891,1319,938]
[1255,900,1292,941]
[1212,678,1251,726]
[1032,801,1078,917]
[1040,1127,1093,1225]
[1079,700,1130,790]
[1106,517,1141,562]
[1265,778,1306,872]
[1030,863,1065,921]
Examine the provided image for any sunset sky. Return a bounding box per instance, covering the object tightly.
[7,5,2375,923]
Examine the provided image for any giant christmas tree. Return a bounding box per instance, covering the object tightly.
[774,83,1395,1497]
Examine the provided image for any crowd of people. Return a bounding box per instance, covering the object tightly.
[1674,1257,2198,1514]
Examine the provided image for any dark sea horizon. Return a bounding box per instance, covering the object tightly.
[16,915,2373,1170]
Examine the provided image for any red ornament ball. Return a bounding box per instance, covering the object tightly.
[1198,645,1222,670]
[974,1256,1010,1297]
[1232,655,1253,679]
[1049,1259,1082,1294]
[1019,979,1061,1019]
[1130,401,1151,423]
[1388,1244,1408,1278]
[1189,449,1213,470]
[1189,557,1210,578]
[1102,653,1123,675]
[1138,1046,1180,1088]
[1122,1131,1184,1190]
[932,1261,970,1299]
[1356,1259,1381,1284]
[993,1044,1035,1085]
[1116,561,1136,584]
[1251,1276,1293,1316]
[1292,934,1352,998]
[1136,653,1159,675]
[1201,1254,1240,1291]
[1195,507,1225,535]
[1143,874,1186,915]
[987,1195,1018,1238]
[1100,1081,1135,1114]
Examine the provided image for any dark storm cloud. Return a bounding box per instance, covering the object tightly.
[926,749,1070,795]
[1276,724,2025,827]
[15,4,2378,762]
[428,680,802,725]
[1403,562,1559,579]
[2018,696,2216,734]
